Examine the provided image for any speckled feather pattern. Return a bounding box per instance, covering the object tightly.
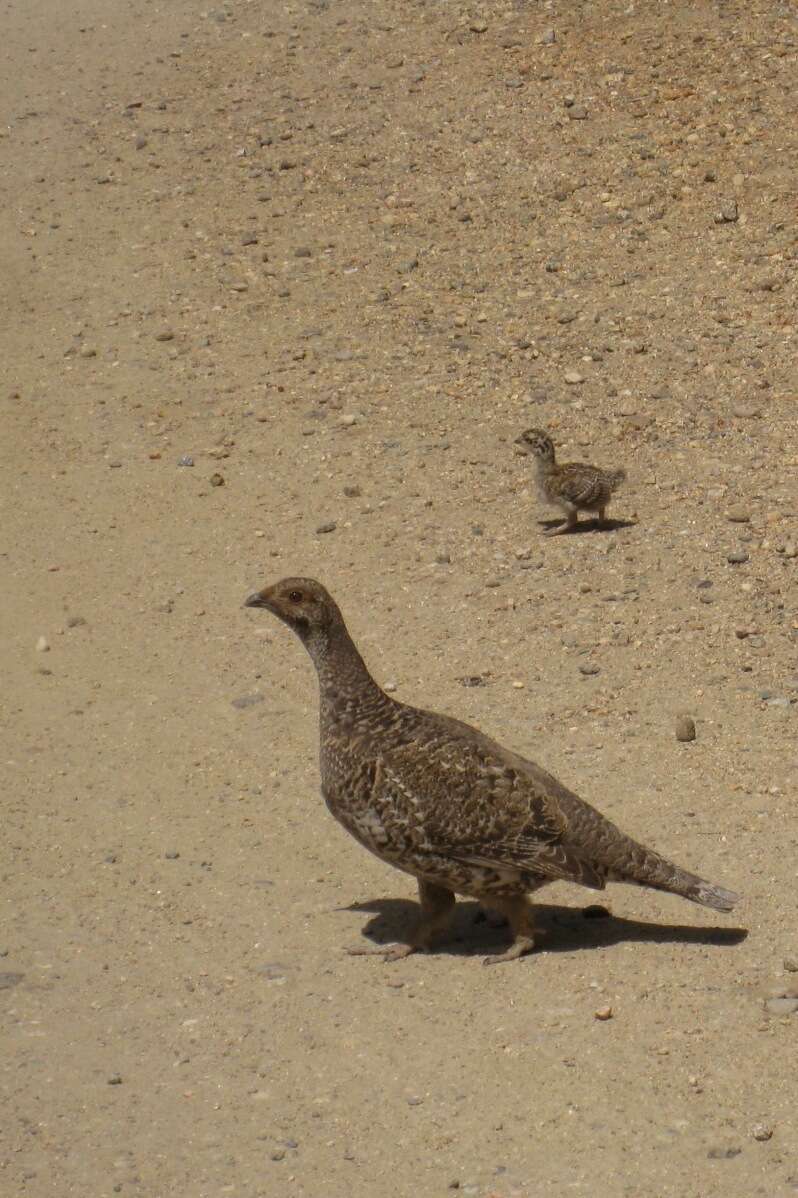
[539,460,626,513]
[516,427,626,522]
[252,580,738,917]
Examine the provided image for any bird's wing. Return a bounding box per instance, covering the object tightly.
[446,839,606,889]
[557,465,604,507]
[379,710,605,888]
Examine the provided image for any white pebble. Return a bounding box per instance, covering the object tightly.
[36,636,50,653]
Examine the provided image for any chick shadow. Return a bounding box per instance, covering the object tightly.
[344,897,747,958]
[539,516,638,535]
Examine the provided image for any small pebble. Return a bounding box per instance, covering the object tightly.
[154,330,174,342]
[231,694,265,710]
[727,550,749,564]
[316,521,337,534]
[343,484,361,497]
[564,370,585,385]
[178,455,194,467]
[594,1006,613,1021]
[714,200,739,223]
[210,473,225,487]
[752,1124,773,1142]
[36,636,50,653]
[579,663,600,676]
[784,958,798,972]
[764,996,798,1016]
[164,851,180,860]
[725,507,750,523]
[107,1074,123,1085]
[675,714,696,742]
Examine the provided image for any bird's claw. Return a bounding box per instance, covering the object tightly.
[346,942,416,962]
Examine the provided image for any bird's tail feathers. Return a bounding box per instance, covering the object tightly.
[677,875,740,912]
[606,840,739,912]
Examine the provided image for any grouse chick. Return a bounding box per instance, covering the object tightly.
[515,427,627,535]
[245,578,739,965]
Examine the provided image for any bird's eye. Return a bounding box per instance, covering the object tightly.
[288,590,303,604]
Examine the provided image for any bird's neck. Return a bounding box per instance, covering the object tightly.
[535,455,556,476]
[305,619,387,717]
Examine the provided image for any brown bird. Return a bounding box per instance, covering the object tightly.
[245,578,739,965]
[515,427,627,535]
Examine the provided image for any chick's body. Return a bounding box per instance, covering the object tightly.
[516,427,627,535]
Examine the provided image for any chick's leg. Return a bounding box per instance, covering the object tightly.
[545,510,578,537]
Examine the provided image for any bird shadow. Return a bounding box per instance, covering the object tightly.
[343,897,747,958]
[538,516,638,535]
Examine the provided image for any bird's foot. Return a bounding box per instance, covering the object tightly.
[544,521,575,537]
[346,942,417,962]
[482,935,536,966]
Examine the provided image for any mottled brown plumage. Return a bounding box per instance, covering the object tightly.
[245,578,739,964]
[515,427,627,535]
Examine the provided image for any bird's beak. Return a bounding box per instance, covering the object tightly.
[244,590,269,609]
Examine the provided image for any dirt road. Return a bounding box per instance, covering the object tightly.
[2,0,797,1194]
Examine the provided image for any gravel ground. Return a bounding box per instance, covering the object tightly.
[2,0,797,1195]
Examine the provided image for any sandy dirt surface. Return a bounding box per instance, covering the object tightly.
[2,0,797,1194]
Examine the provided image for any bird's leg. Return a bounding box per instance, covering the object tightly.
[544,511,578,537]
[481,896,537,965]
[597,505,607,525]
[347,880,455,963]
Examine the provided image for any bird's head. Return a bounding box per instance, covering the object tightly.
[244,577,340,642]
[514,427,555,462]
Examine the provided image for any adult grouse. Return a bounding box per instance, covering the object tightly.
[245,578,739,964]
